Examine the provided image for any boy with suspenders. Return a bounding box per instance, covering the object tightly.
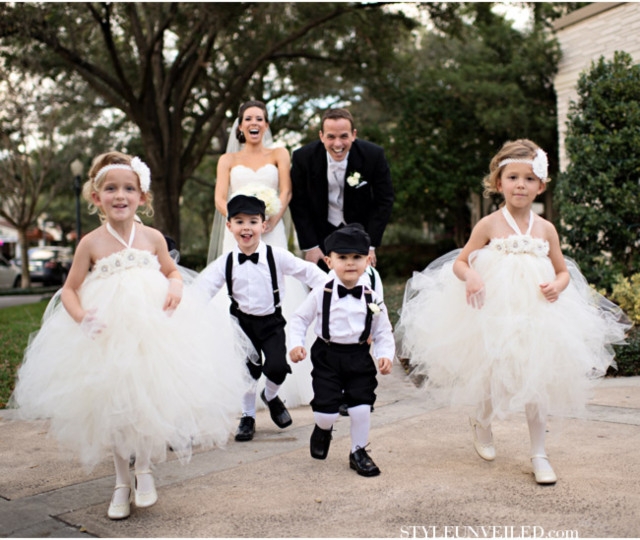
[198,195,326,441]
[289,224,394,476]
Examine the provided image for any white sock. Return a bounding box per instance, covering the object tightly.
[264,378,281,402]
[474,395,494,445]
[242,382,258,417]
[314,411,339,431]
[349,404,371,452]
[134,448,155,493]
[526,403,553,472]
[112,452,131,505]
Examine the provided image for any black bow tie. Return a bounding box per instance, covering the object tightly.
[238,252,259,264]
[337,284,363,299]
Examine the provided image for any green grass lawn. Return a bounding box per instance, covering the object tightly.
[0,301,49,408]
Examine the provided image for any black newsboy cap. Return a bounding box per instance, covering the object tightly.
[227,194,265,220]
[324,223,370,255]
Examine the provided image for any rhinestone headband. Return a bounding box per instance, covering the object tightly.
[498,148,548,182]
[93,157,151,192]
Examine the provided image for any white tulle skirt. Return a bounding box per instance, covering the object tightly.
[10,249,249,469]
[396,248,630,421]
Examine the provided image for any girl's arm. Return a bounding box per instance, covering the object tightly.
[266,147,292,233]
[453,216,492,309]
[152,228,182,311]
[60,236,93,323]
[215,153,233,216]
[540,221,570,302]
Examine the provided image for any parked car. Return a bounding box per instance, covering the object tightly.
[14,246,73,286]
[0,255,21,288]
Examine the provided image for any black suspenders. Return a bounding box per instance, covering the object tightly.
[225,246,280,312]
[321,280,373,344]
[321,280,334,341]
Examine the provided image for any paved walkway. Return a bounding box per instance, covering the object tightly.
[1,369,639,538]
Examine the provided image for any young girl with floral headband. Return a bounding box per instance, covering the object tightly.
[10,151,245,520]
[396,139,630,485]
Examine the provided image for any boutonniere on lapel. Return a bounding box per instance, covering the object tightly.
[346,171,368,189]
[368,301,382,316]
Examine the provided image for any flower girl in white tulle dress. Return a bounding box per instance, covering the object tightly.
[10,151,245,520]
[396,139,630,484]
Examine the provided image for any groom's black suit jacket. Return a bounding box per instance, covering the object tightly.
[290,139,394,252]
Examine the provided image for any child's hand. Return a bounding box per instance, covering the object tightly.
[164,278,183,313]
[290,346,306,363]
[80,308,106,340]
[465,269,485,309]
[378,357,392,375]
[540,281,562,303]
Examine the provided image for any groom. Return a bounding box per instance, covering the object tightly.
[289,108,394,269]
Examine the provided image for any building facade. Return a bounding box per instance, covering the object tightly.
[553,2,640,171]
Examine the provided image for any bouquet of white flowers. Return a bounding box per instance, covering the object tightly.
[233,183,282,218]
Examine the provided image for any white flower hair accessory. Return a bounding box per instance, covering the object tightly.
[234,183,282,218]
[498,148,549,182]
[93,157,152,193]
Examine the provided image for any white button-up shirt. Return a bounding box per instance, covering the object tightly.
[289,274,395,360]
[196,242,327,316]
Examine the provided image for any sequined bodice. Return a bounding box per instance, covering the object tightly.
[487,207,549,257]
[91,248,160,279]
[488,236,549,256]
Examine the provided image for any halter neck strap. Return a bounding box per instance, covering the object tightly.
[106,222,136,248]
[501,207,534,236]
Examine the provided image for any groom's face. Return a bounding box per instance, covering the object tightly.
[319,118,356,162]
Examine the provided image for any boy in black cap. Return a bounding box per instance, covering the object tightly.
[288,223,394,476]
[197,194,326,441]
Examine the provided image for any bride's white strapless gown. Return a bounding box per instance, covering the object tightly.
[216,164,314,409]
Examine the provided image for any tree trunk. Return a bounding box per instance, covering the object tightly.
[147,158,184,248]
[150,177,179,247]
[18,228,31,288]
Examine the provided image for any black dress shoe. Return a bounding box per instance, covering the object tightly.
[310,425,333,460]
[349,446,380,477]
[235,416,256,441]
[338,403,349,417]
[260,389,292,428]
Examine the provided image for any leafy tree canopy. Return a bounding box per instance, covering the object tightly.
[370,3,560,246]
[0,2,417,246]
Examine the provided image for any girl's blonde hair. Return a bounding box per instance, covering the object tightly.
[82,151,154,218]
[482,139,550,197]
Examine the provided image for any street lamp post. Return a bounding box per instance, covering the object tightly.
[70,159,84,250]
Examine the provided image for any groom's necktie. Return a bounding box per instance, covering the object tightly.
[238,252,259,264]
[328,161,347,227]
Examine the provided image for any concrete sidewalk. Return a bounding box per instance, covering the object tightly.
[1,368,639,538]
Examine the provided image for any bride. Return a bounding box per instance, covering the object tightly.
[207,100,315,411]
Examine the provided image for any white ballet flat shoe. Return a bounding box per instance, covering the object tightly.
[107,484,131,520]
[469,417,496,461]
[134,470,158,508]
[531,455,557,485]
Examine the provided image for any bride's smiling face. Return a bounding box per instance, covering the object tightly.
[240,106,268,145]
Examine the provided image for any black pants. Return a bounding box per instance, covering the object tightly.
[231,306,291,385]
[310,339,378,414]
